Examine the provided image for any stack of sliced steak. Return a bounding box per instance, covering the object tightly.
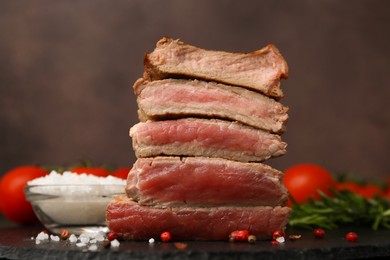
[106,37,291,240]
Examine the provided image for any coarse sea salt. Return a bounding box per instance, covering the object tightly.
[276,236,285,243]
[110,239,120,248]
[29,171,125,185]
[50,235,60,242]
[36,232,49,241]
[88,244,98,251]
[96,234,105,242]
[69,234,78,243]
[79,236,90,244]
[76,242,86,247]
[35,231,49,244]
[28,170,126,197]
[26,171,126,226]
[33,231,119,250]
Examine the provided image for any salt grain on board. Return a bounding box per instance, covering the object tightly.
[88,244,98,251]
[276,236,285,243]
[76,242,86,247]
[111,239,120,247]
[36,232,49,241]
[80,236,90,244]
[50,235,60,242]
[69,234,78,243]
[33,230,121,251]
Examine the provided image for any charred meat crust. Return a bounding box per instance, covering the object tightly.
[143,37,288,99]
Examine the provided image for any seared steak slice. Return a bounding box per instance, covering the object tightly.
[126,156,288,207]
[106,195,291,240]
[134,78,288,133]
[130,118,287,162]
[144,37,288,99]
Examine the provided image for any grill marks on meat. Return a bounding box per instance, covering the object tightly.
[144,37,288,99]
[107,195,291,240]
[126,156,288,207]
[130,118,287,162]
[134,78,288,133]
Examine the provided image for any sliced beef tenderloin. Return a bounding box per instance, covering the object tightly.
[126,156,288,207]
[130,118,287,162]
[134,78,288,134]
[143,37,288,99]
[106,195,291,240]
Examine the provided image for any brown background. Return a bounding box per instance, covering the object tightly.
[1,0,389,179]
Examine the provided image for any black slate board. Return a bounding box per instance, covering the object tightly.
[1,224,390,260]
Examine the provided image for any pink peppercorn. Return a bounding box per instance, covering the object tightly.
[346,232,358,242]
[107,232,118,241]
[229,230,250,242]
[160,231,172,242]
[313,228,325,238]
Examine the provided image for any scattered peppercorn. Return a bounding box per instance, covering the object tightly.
[59,229,71,240]
[229,230,250,242]
[102,240,111,248]
[272,230,285,240]
[160,231,172,242]
[313,228,325,238]
[248,235,256,243]
[346,232,358,242]
[288,234,302,241]
[174,242,188,250]
[107,232,118,241]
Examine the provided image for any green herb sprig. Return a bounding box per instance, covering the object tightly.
[288,189,390,230]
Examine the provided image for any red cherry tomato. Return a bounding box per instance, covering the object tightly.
[337,182,383,199]
[357,184,383,199]
[384,188,390,200]
[70,167,110,177]
[0,166,48,224]
[111,167,131,179]
[385,177,390,186]
[284,163,336,204]
[336,182,362,193]
[382,177,390,200]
